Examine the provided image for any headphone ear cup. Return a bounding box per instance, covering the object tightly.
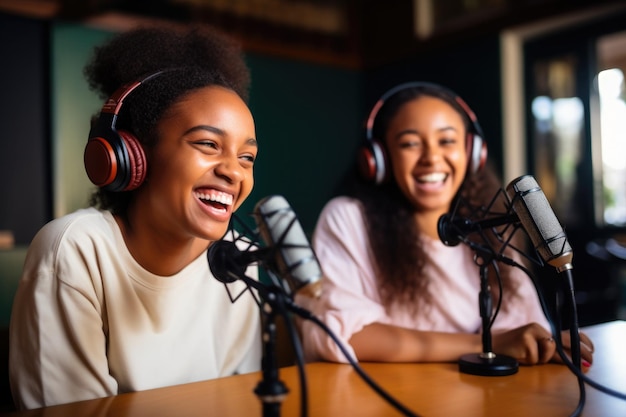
[357,140,387,184]
[84,130,146,192]
[466,133,488,175]
[118,130,147,191]
[84,134,123,191]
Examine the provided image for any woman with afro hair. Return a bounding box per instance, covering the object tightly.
[297,82,594,369]
[9,23,262,409]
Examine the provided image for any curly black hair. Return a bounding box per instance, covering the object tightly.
[350,84,522,313]
[83,23,251,215]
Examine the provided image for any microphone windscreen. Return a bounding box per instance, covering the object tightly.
[255,195,322,298]
[506,175,572,269]
[437,214,462,247]
[207,239,244,284]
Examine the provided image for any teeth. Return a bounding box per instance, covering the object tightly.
[194,190,234,206]
[418,173,447,183]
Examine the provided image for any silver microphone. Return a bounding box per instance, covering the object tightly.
[506,175,573,272]
[254,195,322,298]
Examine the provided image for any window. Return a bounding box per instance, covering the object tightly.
[522,11,626,325]
[525,19,626,232]
[594,31,626,227]
[528,55,587,227]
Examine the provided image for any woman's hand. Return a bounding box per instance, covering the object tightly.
[492,323,594,368]
[551,328,594,370]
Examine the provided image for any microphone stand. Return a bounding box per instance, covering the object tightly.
[219,266,301,417]
[255,290,290,417]
[458,252,519,376]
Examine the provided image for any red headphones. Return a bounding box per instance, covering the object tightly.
[357,82,488,184]
[84,71,165,192]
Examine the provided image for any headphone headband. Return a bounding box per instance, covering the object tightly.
[90,70,166,139]
[365,81,484,143]
[358,81,488,184]
[105,71,165,114]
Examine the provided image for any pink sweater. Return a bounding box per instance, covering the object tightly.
[297,196,550,363]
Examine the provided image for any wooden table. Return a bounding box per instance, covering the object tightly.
[5,321,626,416]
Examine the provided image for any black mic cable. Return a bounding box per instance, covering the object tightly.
[208,232,310,417]
[209,205,422,417]
[209,238,422,417]
[500,257,626,417]
[208,214,310,417]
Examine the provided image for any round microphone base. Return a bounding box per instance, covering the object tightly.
[458,352,519,376]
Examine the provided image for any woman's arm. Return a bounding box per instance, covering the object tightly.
[9,214,117,410]
[350,323,482,362]
[350,321,592,366]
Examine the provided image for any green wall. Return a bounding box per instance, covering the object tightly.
[52,23,115,218]
[0,248,27,328]
[243,53,362,233]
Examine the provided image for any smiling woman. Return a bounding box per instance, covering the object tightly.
[8,23,263,411]
[296,82,595,370]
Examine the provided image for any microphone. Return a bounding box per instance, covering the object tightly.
[254,195,322,299]
[438,212,519,247]
[207,195,322,298]
[208,239,270,284]
[506,175,573,272]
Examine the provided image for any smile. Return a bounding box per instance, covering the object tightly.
[416,172,448,184]
[194,189,234,209]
